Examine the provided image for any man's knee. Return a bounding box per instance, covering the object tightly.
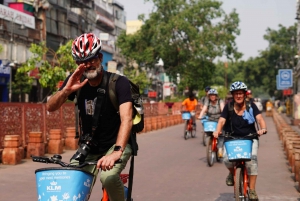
[100,173,120,188]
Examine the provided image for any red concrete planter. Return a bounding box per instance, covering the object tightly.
[2,135,22,165]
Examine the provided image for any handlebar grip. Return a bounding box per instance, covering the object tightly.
[31,156,52,163]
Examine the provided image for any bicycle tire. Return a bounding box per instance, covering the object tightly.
[184,131,189,140]
[203,132,207,146]
[191,125,196,138]
[216,150,220,162]
[184,121,189,140]
[206,137,214,167]
[234,167,245,201]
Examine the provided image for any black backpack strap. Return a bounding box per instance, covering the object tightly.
[91,71,108,134]
[108,73,120,111]
[75,76,86,139]
[228,101,234,133]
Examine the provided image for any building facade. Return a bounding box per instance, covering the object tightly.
[0,0,127,102]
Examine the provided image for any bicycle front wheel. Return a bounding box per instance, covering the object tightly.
[206,137,214,167]
[202,132,207,146]
[234,167,246,201]
[191,125,196,138]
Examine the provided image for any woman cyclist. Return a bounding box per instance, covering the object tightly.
[198,88,224,155]
[212,81,267,201]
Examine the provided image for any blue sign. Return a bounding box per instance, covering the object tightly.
[276,75,287,90]
[278,69,293,88]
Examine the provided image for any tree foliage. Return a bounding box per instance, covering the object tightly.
[238,24,297,98]
[123,66,150,94]
[15,41,77,97]
[117,0,241,94]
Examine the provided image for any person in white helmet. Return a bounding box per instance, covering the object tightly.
[213,81,267,201]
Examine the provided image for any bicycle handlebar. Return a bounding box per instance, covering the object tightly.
[224,132,266,139]
[31,155,122,168]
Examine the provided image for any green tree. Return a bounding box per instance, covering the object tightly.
[123,66,150,93]
[15,41,77,99]
[117,0,241,95]
[239,24,297,98]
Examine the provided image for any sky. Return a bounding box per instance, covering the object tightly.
[117,0,297,60]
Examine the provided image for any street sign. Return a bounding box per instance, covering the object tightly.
[278,69,293,88]
[276,75,287,90]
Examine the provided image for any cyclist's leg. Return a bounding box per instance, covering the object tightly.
[70,153,102,193]
[100,144,132,201]
[223,147,235,186]
[191,115,196,127]
[245,139,259,190]
[217,132,224,157]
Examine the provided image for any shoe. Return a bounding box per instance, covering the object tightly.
[218,148,223,158]
[226,172,234,186]
[249,189,259,201]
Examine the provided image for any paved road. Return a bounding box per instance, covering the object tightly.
[1,113,299,201]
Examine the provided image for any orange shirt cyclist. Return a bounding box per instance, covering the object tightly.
[181,93,198,126]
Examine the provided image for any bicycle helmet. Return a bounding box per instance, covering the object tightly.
[230,81,247,92]
[208,89,218,95]
[246,90,252,95]
[205,86,211,92]
[72,33,102,61]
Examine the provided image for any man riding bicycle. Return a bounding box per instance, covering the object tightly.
[46,33,133,201]
[212,81,267,201]
[181,93,198,127]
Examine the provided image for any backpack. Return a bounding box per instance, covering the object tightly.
[108,73,144,135]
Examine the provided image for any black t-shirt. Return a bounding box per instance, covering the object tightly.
[221,102,260,137]
[60,71,132,154]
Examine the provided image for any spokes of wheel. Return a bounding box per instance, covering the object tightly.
[234,168,245,201]
[191,126,196,138]
[184,131,189,140]
[206,138,214,167]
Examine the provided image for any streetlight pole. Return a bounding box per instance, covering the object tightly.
[8,18,15,102]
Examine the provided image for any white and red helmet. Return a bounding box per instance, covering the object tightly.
[72,33,102,61]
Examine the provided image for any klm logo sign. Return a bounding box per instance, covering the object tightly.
[47,185,61,191]
[47,181,61,191]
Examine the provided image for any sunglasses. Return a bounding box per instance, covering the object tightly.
[76,55,99,65]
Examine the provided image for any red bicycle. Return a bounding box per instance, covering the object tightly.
[182,111,196,140]
[224,133,263,201]
[206,135,221,167]
[32,155,131,201]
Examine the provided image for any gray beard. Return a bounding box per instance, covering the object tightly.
[83,65,102,80]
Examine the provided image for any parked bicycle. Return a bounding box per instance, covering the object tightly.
[181,111,196,140]
[224,133,263,201]
[32,155,130,201]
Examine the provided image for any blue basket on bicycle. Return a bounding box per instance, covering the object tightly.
[35,167,94,201]
[224,140,253,162]
[203,121,217,132]
[200,116,208,124]
[182,112,191,120]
